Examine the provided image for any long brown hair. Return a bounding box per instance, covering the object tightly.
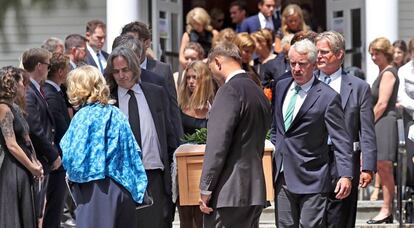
[178,61,215,110]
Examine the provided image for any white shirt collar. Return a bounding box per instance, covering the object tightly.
[225,69,246,83]
[319,67,342,82]
[87,43,97,55]
[118,83,142,98]
[140,57,148,70]
[258,12,269,22]
[30,78,41,92]
[295,76,315,93]
[45,80,61,92]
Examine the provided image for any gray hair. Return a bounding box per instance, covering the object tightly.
[64,34,87,53]
[112,34,144,61]
[290,39,318,64]
[207,41,242,65]
[105,46,141,91]
[315,31,345,56]
[41,37,64,53]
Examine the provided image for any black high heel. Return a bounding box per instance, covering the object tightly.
[366,214,393,224]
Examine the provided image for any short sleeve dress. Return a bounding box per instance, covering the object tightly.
[371,67,399,161]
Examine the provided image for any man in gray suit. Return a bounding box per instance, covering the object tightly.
[199,42,271,228]
[315,31,377,228]
[271,39,353,227]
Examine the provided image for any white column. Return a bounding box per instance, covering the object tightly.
[106,0,139,53]
[365,0,398,84]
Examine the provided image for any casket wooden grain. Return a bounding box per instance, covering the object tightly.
[176,144,274,205]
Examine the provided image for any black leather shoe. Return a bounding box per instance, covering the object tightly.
[366,214,393,224]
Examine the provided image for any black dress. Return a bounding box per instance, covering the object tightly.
[188,30,213,58]
[371,67,399,161]
[181,111,207,135]
[0,103,36,228]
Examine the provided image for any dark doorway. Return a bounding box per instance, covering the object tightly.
[182,0,326,32]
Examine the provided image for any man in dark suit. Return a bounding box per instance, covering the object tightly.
[271,39,353,227]
[229,0,247,33]
[85,20,109,73]
[239,0,279,34]
[315,31,377,228]
[43,52,72,228]
[22,48,61,226]
[121,21,183,147]
[199,42,271,227]
[106,46,177,228]
[65,34,88,71]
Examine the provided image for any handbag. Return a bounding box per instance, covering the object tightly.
[135,190,154,210]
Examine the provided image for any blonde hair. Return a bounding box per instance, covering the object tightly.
[369,37,394,63]
[251,29,273,51]
[66,65,113,109]
[212,28,237,47]
[186,7,213,34]
[234,32,256,52]
[281,4,309,36]
[178,61,215,110]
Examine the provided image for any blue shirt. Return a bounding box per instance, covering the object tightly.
[60,103,147,203]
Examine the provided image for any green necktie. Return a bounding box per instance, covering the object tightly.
[284,85,301,130]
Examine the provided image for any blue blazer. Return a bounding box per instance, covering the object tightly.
[239,15,261,33]
[271,77,353,194]
[239,14,280,33]
[314,70,377,175]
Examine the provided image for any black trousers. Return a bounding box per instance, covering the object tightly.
[203,205,263,228]
[275,175,328,228]
[326,176,359,228]
[136,169,171,228]
[42,170,67,228]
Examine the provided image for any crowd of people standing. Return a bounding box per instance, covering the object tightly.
[1,0,414,228]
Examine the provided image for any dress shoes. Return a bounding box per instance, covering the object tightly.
[366,214,393,224]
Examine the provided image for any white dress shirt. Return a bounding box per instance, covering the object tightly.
[282,77,315,121]
[258,12,274,30]
[118,83,164,170]
[397,60,414,118]
[87,43,107,71]
[318,67,342,93]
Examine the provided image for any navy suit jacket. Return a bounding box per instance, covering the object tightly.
[25,82,59,172]
[314,70,377,176]
[85,49,109,69]
[145,60,184,146]
[271,77,353,194]
[111,82,177,196]
[239,14,279,34]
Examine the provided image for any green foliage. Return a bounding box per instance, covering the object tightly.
[181,128,208,144]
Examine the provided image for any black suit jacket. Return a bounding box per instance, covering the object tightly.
[145,60,184,146]
[314,70,377,175]
[43,82,71,153]
[271,77,353,194]
[111,82,177,196]
[199,73,271,208]
[85,49,109,69]
[25,82,59,171]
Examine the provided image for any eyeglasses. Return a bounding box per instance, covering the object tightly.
[40,62,51,70]
[317,50,332,56]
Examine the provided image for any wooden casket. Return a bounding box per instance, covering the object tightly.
[176,142,274,205]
